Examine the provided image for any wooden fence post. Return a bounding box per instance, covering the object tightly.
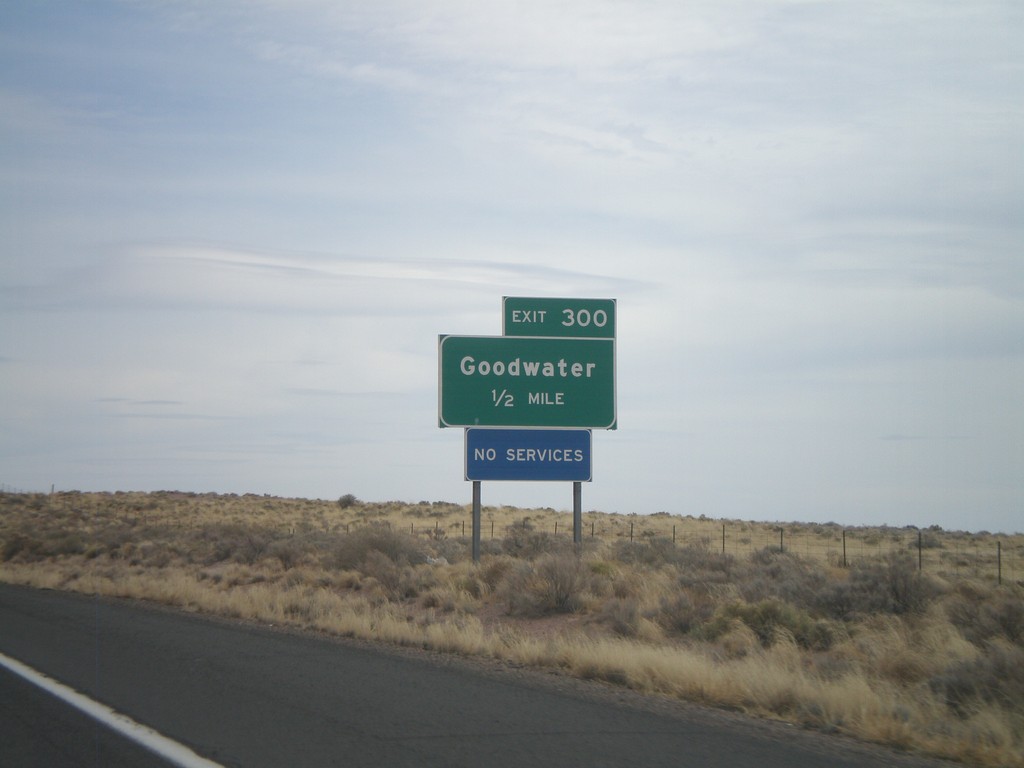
[998,541,1002,586]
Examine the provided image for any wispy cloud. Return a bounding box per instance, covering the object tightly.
[5,245,639,314]
[879,434,972,442]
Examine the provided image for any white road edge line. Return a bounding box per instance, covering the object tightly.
[0,651,226,768]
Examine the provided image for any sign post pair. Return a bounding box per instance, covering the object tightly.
[439,297,617,561]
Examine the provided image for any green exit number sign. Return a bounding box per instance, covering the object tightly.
[503,297,616,339]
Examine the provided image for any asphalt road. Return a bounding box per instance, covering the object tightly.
[0,584,955,768]
[0,663,178,768]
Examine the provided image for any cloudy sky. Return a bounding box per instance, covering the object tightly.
[2,1,1021,532]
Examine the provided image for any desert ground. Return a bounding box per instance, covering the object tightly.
[2,490,1022,767]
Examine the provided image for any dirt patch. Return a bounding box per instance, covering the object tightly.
[472,600,594,641]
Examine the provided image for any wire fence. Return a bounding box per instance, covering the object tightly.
[6,489,1019,585]
[403,517,1022,586]
[0,484,34,495]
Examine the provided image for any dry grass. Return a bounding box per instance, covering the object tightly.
[2,490,1023,766]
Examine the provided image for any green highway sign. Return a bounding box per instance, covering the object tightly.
[438,335,616,429]
[503,297,616,339]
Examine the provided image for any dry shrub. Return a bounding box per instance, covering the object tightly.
[818,553,942,619]
[598,597,642,636]
[334,569,363,590]
[676,541,734,573]
[1,528,92,563]
[430,537,470,564]
[930,640,1024,718]
[654,588,716,636]
[332,524,425,570]
[700,599,836,651]
[361,550,438,600]
[1,532,44,563]
[136,543,174,568]
[220,564,268,588]
[610,537,678,567]
[420,587,460,612]
[611,539,736,588]
[534,553,587,613]
[611,572,651,605]
[736,549,828,611]
[49,533,88,557]
[232,529,273,565]
[477,554,515,590]
[590,608,662,644]
[945,582,1024,647]
[714,619,761,659]
[456,571,487,599]
[361,550,404,598]
[837,613,978,687]
[501,525,571,559]
[419,570,480,615]
[191,523,276,565]
[266,539,304,570]
[499,553,587,616]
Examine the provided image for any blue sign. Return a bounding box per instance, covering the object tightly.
[465,429,592,482]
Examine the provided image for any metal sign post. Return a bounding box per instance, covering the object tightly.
[573,481,582,549]
[472,481,481,564]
